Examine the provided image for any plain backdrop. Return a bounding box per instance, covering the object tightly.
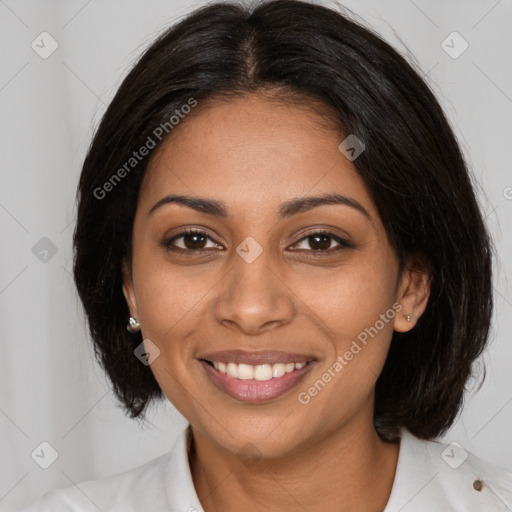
[1,0,511,510]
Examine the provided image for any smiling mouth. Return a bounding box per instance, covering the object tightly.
[201,359,312,381]
[199,357,316,403]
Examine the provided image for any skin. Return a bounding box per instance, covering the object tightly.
[122,93,431,512]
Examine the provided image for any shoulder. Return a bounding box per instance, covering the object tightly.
[385,428,512,512]
[18,447,175,511]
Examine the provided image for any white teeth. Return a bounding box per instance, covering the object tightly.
[273,364,286,378]
[209,361,309,380]
[226,362,238,378]
[254,364,273,381]
[238,363,254,380]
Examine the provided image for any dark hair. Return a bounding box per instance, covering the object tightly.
[73,0,493,441]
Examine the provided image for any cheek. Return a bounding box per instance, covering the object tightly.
[302,252,399,378]
[303,258,397,337]
[132,251,209,342]
[131,256,204,416]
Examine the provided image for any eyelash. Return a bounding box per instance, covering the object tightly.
[161,228,353,256]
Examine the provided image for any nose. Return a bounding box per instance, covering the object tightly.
[213,248,296,335]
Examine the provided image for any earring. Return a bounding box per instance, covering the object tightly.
[405,314,412,322]
[126,316,140,333]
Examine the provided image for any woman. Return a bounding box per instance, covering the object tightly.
[21,0,512,510]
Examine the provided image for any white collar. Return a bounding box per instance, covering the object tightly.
[38,424,511,511]
[167,425,512,512]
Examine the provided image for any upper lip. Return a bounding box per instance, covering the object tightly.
[199,350,317,365]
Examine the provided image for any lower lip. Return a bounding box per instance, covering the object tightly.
[199,360,316,403]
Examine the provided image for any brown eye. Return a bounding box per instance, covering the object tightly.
[162,229,223,253]
[180,231,208,250]
[290,231,353,253]
[161,228,352,256]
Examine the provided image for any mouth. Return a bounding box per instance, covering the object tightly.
[200,359,311,380]
[198,350,317,403]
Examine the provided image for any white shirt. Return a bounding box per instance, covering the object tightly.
[20,425,512,511]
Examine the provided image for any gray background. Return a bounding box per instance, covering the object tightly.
[1,0,511,510]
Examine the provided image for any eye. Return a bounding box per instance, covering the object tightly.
[162,229,223,253]
[289,230,353,253]
[161,228,353,255]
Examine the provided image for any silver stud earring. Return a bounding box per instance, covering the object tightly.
[127,316,140,333]
[405,315,412,322]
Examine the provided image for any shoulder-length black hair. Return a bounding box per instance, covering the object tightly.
[73,0,493,442]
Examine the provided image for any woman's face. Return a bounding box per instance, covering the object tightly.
[123,94,427,457]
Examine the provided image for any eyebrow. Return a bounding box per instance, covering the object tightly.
[148,192,371,220]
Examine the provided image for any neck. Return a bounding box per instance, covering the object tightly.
[188,417,400,512]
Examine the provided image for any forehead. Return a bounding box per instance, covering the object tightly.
[139,94,376,220]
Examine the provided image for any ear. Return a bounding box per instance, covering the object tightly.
[121,257,138,319]
[394,255,431,333]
